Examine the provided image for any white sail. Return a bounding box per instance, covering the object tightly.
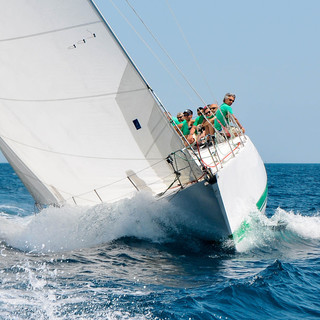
[0,0,202,206]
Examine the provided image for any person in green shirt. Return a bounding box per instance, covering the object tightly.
[203,106,216,137]
[189,107,205,143]
[177,109,195,145]
[175,112,184,124]
[193,107,205,127]
[214,93,245,134]
[167,112,184,126]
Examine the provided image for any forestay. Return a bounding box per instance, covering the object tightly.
[0,0,202,206]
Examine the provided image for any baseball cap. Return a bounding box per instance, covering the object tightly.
[183,109,193,115]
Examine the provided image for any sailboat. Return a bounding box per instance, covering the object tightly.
[0,1,267,241]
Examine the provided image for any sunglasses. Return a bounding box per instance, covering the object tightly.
[205,111,211,115]
[228,98,235,102]
[177,116,183,119]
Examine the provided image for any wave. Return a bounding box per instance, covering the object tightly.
[234,208,320,255]
[0,192,192,253]
[210,259,320,320]
[0,204,31,216]
[0,190,319,255]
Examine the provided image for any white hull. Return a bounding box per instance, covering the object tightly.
[166,135,267,240]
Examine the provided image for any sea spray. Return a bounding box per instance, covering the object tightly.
[0,192,196,253]
[1,193,320,256]
[235,208,320,255]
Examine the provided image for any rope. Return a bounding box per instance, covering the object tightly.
[108,0,197,105]
[165,0,216,101]
[64,151,200,204]
[198,142,241,169]
[125,0,207,105]
[0,134,167,161]
[0,87,147,103]
[168,173,206,191]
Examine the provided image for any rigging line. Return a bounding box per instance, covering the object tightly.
[70,184,144,204]
[0,21,101,42]
[66,158,173,200]
[157,176,179,197]
[94,168,176,194]
[16,154,169,202]
[0,88,147,103]
[54,152,194,203]
[166,185,184,202]
[125,0,207,105]
[10,152,168,202]
[108,0,197,105]
[0,134,164,161]
[165,0,216,101]
[76,180,180,206]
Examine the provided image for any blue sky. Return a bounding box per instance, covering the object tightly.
[1,0,319,163]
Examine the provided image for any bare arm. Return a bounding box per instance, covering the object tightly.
[232,115,245,133]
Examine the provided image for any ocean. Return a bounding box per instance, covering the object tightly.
[0,163,319,319]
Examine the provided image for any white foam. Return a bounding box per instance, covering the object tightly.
[1,192,319,254]
[276,208,320,239]
[0,205,26,212]
[0,192,184,253]
[235,207,320,253]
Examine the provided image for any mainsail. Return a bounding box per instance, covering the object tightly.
[0,0,202,206]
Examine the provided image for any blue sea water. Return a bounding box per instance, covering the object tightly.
[0,163,319,319]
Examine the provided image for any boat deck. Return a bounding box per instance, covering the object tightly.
[190,135,245,175]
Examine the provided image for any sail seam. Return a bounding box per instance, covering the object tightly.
[8,155,172,205]
[0,134,163,161]
[0,88,147,103]
[0,21,101,42]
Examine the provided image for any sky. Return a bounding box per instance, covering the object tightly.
[1,0,319,163]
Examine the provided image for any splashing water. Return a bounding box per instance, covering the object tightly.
[235,208,320,256]
[0,188,319,258]
[0,191,201,253]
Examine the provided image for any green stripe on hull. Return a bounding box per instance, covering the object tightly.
[230,220,251,243]
[256,184,268,211]
[231,184,268,243]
